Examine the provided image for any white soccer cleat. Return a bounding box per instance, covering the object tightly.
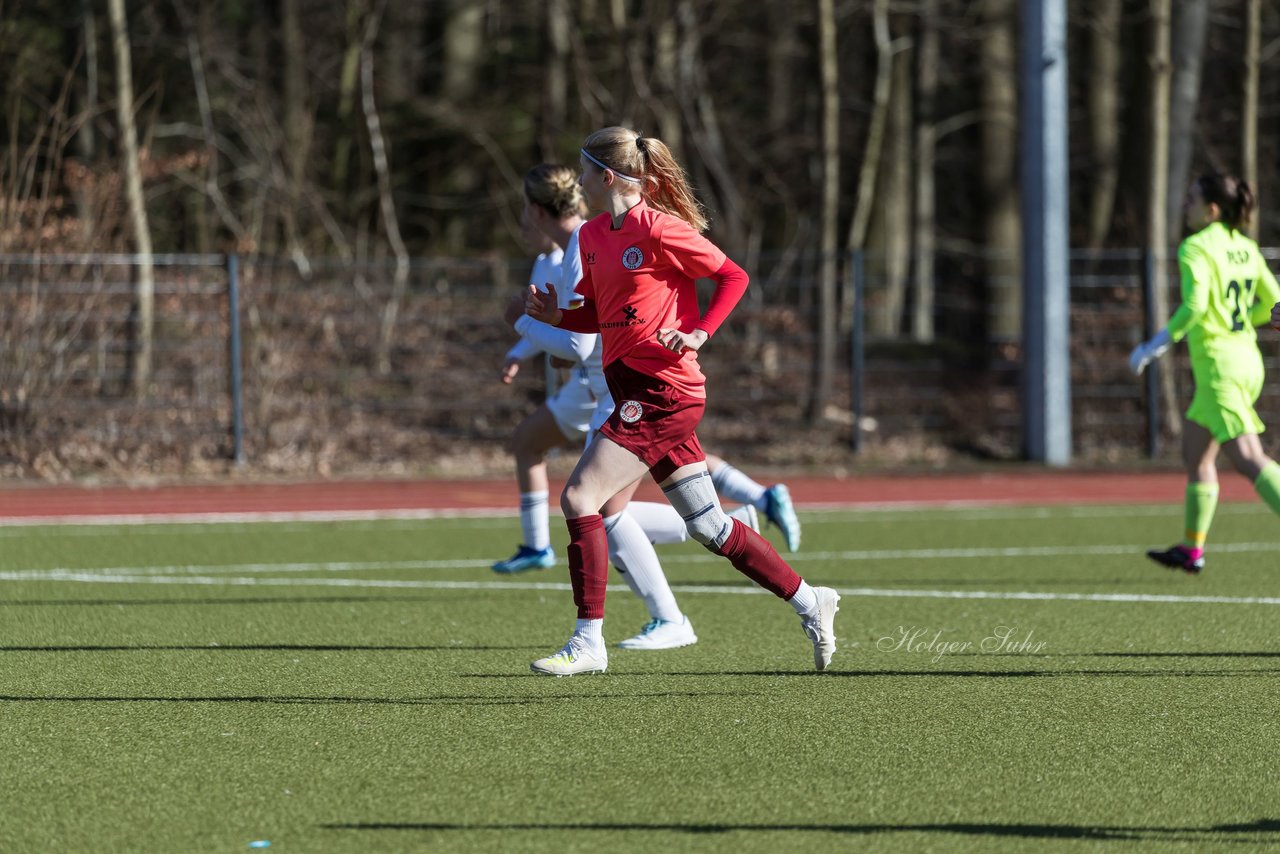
[728,503,760,534]
[800,587,840,671]
[530,636,608,676]
[616,615,698,650]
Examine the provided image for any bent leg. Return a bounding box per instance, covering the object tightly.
[1222,433,1280,517]
[707,453,801,552]
[661,461,839,670]
[660,462,801,600]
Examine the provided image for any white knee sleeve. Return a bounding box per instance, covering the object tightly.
[662,472,732,551]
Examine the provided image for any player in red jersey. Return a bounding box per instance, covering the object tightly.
[524,126,840,675]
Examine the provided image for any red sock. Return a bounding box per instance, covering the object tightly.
[715,519,802,599]
[566,514,608,619]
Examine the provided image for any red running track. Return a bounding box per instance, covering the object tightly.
[0,470,1258,521]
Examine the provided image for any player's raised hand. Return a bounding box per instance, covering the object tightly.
[525,283,562,325]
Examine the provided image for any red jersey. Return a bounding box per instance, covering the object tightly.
[567,201,732,399]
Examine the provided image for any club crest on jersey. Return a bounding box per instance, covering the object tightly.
[621,245,644,270]
[619,400,644,423]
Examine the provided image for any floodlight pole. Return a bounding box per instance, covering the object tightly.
[1020,0,1072,466]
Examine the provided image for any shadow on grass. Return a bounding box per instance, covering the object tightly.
[320,817,1280,843]
[1088,651,1280,658]
[0,690,752,706]
[827,579,1146,588]
[461,667,1280,678]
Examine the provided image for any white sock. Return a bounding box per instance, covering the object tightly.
[603,510,683,622]
[788,580,818,616]
[574,618,604,648]
[520,491,550,550]
[711,463,768,509]
[623,500,689,544]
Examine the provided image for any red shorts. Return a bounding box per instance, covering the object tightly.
[599,360,706,482]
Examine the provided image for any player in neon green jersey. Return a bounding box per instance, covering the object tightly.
[1130,173,1280,573]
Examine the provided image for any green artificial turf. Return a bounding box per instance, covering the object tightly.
[1,502,1279,852]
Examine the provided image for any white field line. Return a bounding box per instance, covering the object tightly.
[0,500,1269,534]
[801,503,1272,521]
[0,517,523,538]
[3,540,1279,580]
[0,560,493,578]
[4,570,1280,606]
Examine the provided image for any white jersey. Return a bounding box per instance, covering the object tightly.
[505,247,565,364]
[513,226,609,404]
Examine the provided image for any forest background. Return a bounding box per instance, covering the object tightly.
[0,0,1275,481]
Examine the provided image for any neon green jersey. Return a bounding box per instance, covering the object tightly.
[1168,221,1280,363]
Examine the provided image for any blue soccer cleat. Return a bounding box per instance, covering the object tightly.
[763,484,802,552]
[492,544,556,574]
[616,615,698,650]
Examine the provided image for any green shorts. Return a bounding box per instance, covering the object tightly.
[1185,345,1266,442]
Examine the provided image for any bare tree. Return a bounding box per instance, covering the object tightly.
[980,0,1021,346]
[173,1,247,252]
[443,0,484,103]
[281,0,313,274]
[1148,0,1181,434]
[868,43,913,339]
[72,0,99,239]
[1086,0,1123,248]
[846,0,893,254]
[361,4,411,377]
[1166,0,1209,249]
[542,0,570,160]
[439,0,486,247]
[1243,0,1261,234]
[332,0,364,192]
[912,0,939,343]
[767,0,801,153]
[674,1,747,252]
[809,0,839,423]
[107,0,154,398]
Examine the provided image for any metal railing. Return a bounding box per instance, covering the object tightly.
[1,249,1275,475]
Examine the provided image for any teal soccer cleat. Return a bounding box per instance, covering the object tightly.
[763,484,802,552]
[491,545,556,574]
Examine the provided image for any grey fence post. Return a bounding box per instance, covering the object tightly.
[1141,249,1160,458]
[227,253,246,465]
[850,249,865,452]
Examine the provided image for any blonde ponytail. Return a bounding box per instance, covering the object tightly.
[582,126,709,232]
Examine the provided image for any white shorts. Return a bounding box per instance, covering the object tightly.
[547,368,597,442]
[583,391,615,450]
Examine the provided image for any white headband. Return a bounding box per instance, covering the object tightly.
[580,148,641,184]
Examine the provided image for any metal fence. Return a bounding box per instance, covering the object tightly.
[1,249,1277,477]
